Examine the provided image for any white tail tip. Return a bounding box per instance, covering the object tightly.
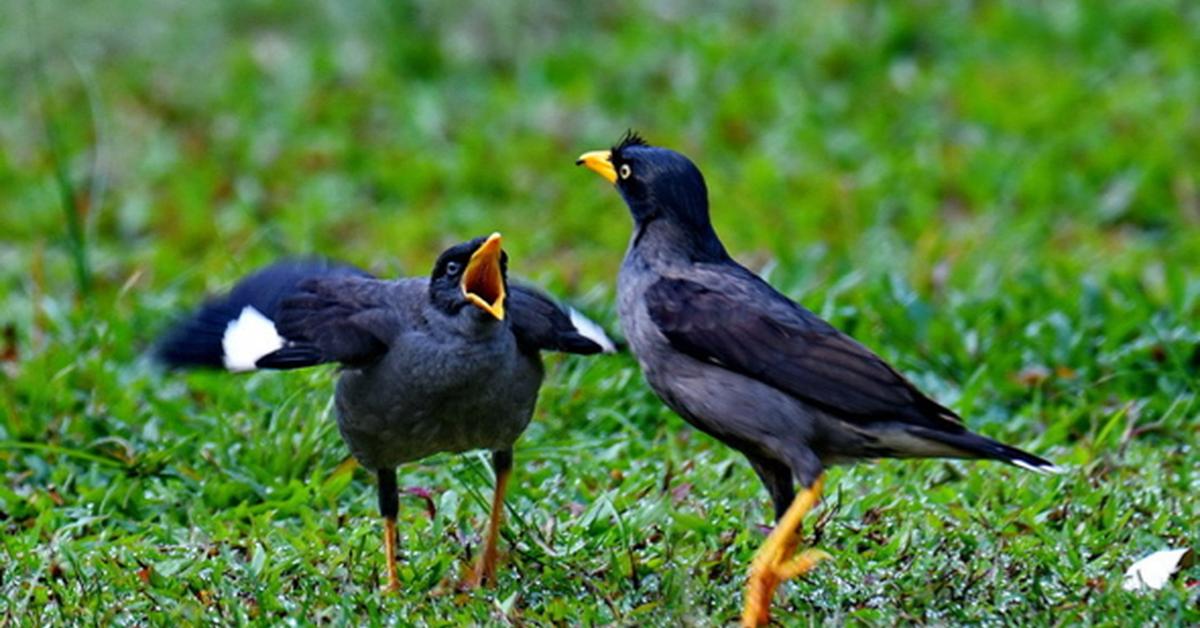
[1011,459,1065,475]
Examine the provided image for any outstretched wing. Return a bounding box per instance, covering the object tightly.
[155,259,390,372]
[644,274,962,432]
[257,274,399,369]
[508,283,617,356]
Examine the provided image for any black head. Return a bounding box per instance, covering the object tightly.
[577,132,727,261]
[429,233,509,321]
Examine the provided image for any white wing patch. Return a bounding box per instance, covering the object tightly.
[568,307,616,354]
[222,305,284,372]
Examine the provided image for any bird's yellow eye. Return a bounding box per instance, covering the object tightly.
[619,164,632,179]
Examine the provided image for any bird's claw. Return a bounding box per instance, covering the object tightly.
[777,548,831,580]
[743,548,829,626]
[459,550,498,590]
[382,577,401,594]
[742,478,827,627]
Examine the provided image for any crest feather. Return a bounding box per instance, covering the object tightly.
[613,130,649,154]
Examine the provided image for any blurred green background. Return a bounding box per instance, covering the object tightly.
[2,1,1198,624]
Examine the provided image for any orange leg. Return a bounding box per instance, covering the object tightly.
[383,516,400,592]
[376,468,401,593]
[464,449,513,588]
[742,474,830,627]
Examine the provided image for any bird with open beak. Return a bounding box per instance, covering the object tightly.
[579,134,1059,626]
[157,233,616,592]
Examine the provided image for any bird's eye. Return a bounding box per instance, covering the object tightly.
[619,164,632,179]
[446,261,462,275]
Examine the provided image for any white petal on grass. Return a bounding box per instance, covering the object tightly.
[1122,548,1193,591]
[568,307,617,354]
[222,305,284,372]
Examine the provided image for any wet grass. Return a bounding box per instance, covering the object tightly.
[2,0,1198,624]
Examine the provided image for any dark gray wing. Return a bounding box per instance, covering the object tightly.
[256,275,400,369]
[508,283,617,356]
[156,259,373,370]
[644,275,963,432]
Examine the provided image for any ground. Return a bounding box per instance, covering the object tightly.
[1,1,1198,625]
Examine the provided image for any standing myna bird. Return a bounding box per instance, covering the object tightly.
[157,233,616,591]
[577,135,1059,626]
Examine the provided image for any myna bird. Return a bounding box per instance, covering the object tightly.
[157,233,615,591]
[577,135,1058,626]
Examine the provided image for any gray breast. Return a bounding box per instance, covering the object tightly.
[334,326,543,470]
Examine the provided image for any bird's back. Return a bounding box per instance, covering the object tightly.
[620,241,1056,478]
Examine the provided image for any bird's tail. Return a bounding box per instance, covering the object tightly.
[155,260,369,372]
[909,426,1063,474]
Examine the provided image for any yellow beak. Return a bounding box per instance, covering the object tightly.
[462,232,506,320]
[576,150,617,184]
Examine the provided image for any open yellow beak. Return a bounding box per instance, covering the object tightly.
[576,150,617,184]
[462,232,506,320]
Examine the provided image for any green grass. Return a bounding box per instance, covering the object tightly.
[3,0,1199,624]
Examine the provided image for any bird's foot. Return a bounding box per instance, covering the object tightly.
[743,548,830,626]
[461,457,510,590]
[460,546,499,590]
[382,576,401,594]
[740,475,827,627]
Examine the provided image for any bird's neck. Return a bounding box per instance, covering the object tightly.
[629,216,730,266]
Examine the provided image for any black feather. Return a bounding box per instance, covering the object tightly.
[254,345,325,370]
[906,426,1059,471]
[613,129,648,155]
[508,284,613,356]
[644,275,962,433]
[156,299,248,368]
[155,259,371,369]
[270,275,396,368]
